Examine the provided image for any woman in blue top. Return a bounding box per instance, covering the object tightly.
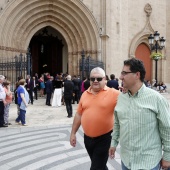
[15,79,29,126]
[39,75,45,97]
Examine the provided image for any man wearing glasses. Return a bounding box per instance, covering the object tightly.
[109,58,170,170]
[70,67,120,170]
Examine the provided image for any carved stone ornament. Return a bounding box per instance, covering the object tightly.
[144,3,152,17]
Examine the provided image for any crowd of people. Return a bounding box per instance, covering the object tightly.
[145,79,167,92]
[0,70,168,128]
[0,58,170,169]
[0,71,122,128]
[0,72,91,127]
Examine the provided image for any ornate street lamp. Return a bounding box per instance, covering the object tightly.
[148,31,166,84]
[81,49,85,79]
[26,48,31,76]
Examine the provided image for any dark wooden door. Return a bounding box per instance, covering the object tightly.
[29,35,63,76]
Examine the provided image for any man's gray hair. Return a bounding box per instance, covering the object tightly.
[67,75,72,80]
[0,75,5,80]
[90,67,105,77]
[27,75,31,78]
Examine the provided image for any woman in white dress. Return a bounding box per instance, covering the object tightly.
[52,75,63,107]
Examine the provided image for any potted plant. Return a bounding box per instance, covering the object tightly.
[150,52,163,60]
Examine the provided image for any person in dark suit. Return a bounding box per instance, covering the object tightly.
[107,74,119,90]
[45,76,53,106]
[34,73,39,80]
[72,75,81,104]
[64,75,74,118]
[32,76,39,100]
[84,77,90,91]
[25,75,34,104]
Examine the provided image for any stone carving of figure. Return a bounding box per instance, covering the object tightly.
[144,3,152,17]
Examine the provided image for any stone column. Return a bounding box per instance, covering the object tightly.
[68,52,73,75]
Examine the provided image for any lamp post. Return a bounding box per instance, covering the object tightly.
[26,48,31,76]
[81,49,85,79]
[148,31,166,84]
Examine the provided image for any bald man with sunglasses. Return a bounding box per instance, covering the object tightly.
[70,67,120,170]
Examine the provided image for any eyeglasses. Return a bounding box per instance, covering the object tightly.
[121,71,135,76]
[90,77,104,82]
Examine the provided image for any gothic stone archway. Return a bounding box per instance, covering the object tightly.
[0,0,100,75]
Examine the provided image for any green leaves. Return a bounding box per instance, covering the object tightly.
[150,52,163,60]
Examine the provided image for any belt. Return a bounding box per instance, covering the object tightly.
[84,130,113,140]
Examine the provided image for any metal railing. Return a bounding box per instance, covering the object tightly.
[79,51,104,78]
[0,50,31,91]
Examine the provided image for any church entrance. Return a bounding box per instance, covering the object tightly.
[29,27,65,77]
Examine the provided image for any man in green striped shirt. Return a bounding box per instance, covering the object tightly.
[109,58,170,170]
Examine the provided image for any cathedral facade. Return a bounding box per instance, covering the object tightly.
[0,0,169,88]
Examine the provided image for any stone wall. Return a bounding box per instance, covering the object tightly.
[0,0,169,85]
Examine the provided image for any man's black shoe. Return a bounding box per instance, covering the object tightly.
[5,123,11,125]
[0,124,8,127]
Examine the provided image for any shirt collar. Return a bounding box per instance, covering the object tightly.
[87,85,108,94]
[127,83,146,97]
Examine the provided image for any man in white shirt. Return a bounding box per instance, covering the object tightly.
[0,75,7,127]
[32,76,38,100]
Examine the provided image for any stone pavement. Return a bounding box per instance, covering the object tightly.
[0,92,170,170]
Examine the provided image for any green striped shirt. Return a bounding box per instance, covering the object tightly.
[111,84,170,170]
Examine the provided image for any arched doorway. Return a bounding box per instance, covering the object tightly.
[135,43,152,81]
[29,26,67,76]
[0,0,100,76]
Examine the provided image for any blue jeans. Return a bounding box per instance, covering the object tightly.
[16,109,26,125]
[121,161,160,170]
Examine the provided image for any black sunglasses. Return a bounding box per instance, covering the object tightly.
[90,77,103,82]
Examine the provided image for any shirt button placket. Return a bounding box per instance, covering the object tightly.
[129,96,134,167]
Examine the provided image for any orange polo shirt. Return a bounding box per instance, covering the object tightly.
[77,85,120,137]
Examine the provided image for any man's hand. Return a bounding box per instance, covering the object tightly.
[70,133,76,147]
[70,113,81,147]
[108,147,116,159]
[3,100,7,106]
[161,159,170,169]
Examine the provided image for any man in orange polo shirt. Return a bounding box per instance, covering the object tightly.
[70,67,120,170]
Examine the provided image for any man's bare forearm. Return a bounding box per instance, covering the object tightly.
[71,113,81,135]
